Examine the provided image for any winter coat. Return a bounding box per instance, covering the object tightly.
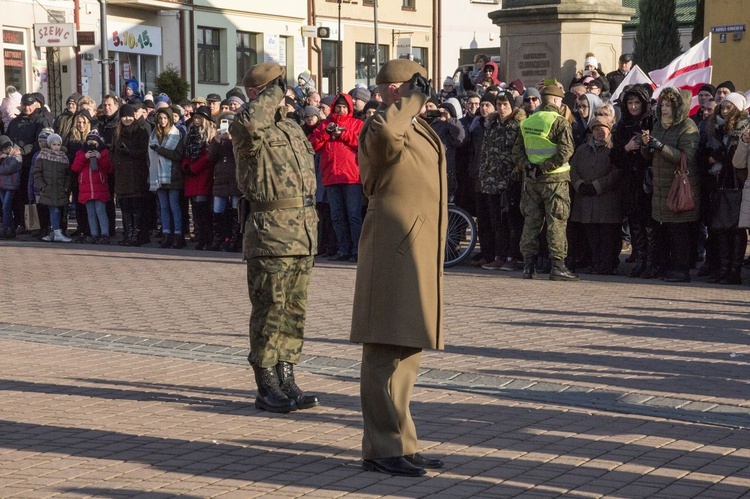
[731,138,750,228]
[0,148,22,190]
[351,91,447,351]
[430,98,466,195]
[71,149,113,203]
[98,112,119,147]
[183,149,215,197]
[308,93,363,186]
[642,87,700,224]
[570,134,623,224]
[478,109,525,194]
[111,121,150,198]
[209,135,241,198]
[467,114,490,192]
[610,86,655,217]
[148,111,185,191]
[33,148,72,207]
[53,109,77,145]
[6,110,47,169]
[0,91,21,130]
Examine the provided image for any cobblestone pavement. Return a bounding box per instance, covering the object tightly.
[1,241,749,497]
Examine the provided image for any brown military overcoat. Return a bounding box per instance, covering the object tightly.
[350,90,447,350]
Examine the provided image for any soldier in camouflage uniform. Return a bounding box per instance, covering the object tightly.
[512,85,579,281]
[231,62,320,413]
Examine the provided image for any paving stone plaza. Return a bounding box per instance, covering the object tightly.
[1,242,749,497]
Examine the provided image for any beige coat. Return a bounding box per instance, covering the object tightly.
[350,91,448,350]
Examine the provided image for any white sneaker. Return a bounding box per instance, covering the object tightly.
[42,231,54,242]
[54,229,72,242]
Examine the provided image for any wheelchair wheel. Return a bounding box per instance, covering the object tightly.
[444,205,477,268]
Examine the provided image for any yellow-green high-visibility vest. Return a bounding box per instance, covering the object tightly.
[520,111,570,174]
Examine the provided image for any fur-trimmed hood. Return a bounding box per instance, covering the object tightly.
[657,87,691,125]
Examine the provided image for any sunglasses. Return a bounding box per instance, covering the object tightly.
[523,97,539,103]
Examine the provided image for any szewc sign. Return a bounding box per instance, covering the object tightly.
[34,23,77,47]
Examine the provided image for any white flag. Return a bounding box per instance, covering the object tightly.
[611,65,655,102]
[649,35,712,116]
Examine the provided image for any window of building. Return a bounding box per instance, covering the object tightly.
[412,46,428,72]
[237,31,259,85]
[402,0,415,10]
[355,43,389,88]
[197,27,221,83]
[321,40,339,95]
[3,29,26,92]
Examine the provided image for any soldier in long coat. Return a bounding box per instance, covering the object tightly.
[231,62,319,414]
[351,59,447,477]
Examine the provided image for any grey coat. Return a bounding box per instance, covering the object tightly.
[570,135,623,224]
[34,148,72,207]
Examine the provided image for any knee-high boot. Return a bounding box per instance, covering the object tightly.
[629,221,647,277]
[222,208,241,252]
[194,201,211,250]
[208,211,226,251]
[720,230,747,285]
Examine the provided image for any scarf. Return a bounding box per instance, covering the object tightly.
[185,126,208,160]
[148,126,181,191]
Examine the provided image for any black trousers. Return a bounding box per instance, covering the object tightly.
[474,192,494,261]
[582,223,622,274]
[654,221,695,272]
[486,193,523,261]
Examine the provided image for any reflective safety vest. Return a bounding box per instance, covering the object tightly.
[520,111,570,174]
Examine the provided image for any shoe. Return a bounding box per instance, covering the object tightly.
[362,457,426,477]
[327,252,351,261]
[404,453,444,469]
[550,262,580,281]
[481,258,504,270]
[252,364,297,413]
[160,234,173,249]
[500,258,519,272]
[629,260,646,278]
[663,270,690,283]
[625,252,638,263]
[276,361,320,409]
[53,229,72,243]
[696,264,715,278]
[470,256,489,268]
[172,233,186,249]
[349,254,358,263]
[98,236,110,245]
[522,262,537,280]
[42,230,54,242]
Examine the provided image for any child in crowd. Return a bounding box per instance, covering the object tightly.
[71,130,113,244]
[33,133,73,242]
[0,135,22,239]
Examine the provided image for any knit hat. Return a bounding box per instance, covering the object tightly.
[154,93,171,104]
[320,95,335,108]
[716,80,736,93]
[589,116,611,131]
[38,127,55,142]
[66,92,82,104]
[46,133,62,146]
[298,72,312,84]
[226,87,246,102]
[85,129,105,148]
[363,100,380,113]
[723,92,747,112]
[522,87,541,101]
[479,93,496,108]
[228,96,244,107]
[352,87,371,103]
[584,56,599,69]
[0,135,12,150]
[144,99,155,110]
[170,104,183,118]
[698,84,716,95]
[154,101,170,111]
[119,104,135,118]
[220,99,229,108]
[509,79,525,94]
[302,106,320,118]
[443,77,455,87]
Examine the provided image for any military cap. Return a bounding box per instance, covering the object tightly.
[241,62,285,88]
[541,85,564,98]
[375,59,427,85]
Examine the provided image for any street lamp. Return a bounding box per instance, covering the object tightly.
[337,0,342,93]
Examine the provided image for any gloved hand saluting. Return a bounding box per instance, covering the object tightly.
[409,72,432,96]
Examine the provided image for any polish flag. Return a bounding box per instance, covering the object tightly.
[611,65,655,102]
[649,35,712,116]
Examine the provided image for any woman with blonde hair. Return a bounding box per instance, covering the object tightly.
[182,105,215,250]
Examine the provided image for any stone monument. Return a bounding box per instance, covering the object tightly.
[489,0,634,90]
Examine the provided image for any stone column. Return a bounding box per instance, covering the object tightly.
[489,0,634,90]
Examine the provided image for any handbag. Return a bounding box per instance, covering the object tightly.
[24,203,40,231]
[709,166,743,230]
[666,152,695,213]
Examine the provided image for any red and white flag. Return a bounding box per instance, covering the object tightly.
[611,65,655,102]
[649,35,712,116]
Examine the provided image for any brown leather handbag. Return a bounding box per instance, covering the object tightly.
[666,152,695,213]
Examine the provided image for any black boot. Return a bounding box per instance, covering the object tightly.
[522,256,537,280]
[172,233,186,249]
[252,364,297,413]
[720,232,746,285]
[119,210,133,246]
[276,361,320,409]
[207,212,226,251]
[550,259,580,281]
[160,233,174,249]
[223,208,241,252]
[630,258,647,278]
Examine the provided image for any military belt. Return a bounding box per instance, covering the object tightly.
[249,195,314,211]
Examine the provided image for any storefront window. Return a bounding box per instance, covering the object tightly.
[355,43,388,88]
[321,40,338,96]
[3,30,26,92]
[198,27,221,83]
[237,31,259,85]
[412,46,428,72]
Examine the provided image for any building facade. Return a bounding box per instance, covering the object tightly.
[703,0,749,91]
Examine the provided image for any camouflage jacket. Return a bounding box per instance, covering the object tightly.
[231,84,318,259]
[478,109,525,194]
[512,103,574,183]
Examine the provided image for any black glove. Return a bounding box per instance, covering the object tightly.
[647,136,664,151]
[149,144,159,151]
[408,72,432,96]
[577,183,597,196]
[525,164,542,179]
[275,75,287,94]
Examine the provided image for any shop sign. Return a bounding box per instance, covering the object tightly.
[34,23,77,47]
[3,30,24,45]
[77,31,96,46]
[107,22,162,56]
[3,49,24,68]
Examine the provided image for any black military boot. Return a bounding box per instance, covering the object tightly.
[276,361,320,409]
[550,259,580,281]
[522,256,537,280]
[252,364,297,413]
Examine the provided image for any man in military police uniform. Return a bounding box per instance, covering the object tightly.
[513,85,579,281]
[231,62,320,413]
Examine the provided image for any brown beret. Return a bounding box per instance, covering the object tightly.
[541,85,564,98]
[589,116,611,131]
[376,59,427,85]
[242,62,284,87]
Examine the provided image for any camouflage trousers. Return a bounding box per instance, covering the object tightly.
[519,180,570,261]
[246,255,313,368]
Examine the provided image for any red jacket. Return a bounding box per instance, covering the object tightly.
[308,93,363,186]
[71,149,113,203]
[182,150,215,197]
